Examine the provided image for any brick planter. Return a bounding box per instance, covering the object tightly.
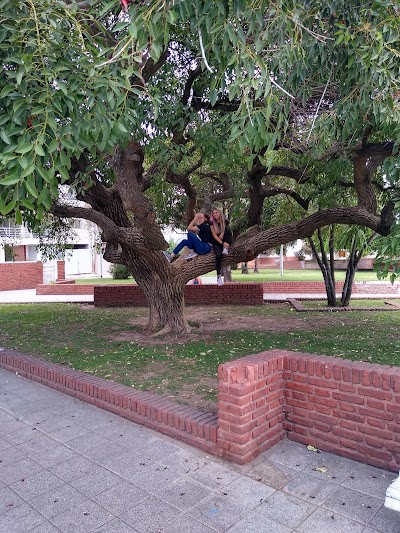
[1,349,398,471]
[94,283,264,307]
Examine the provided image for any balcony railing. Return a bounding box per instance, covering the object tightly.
[0,227,36,240]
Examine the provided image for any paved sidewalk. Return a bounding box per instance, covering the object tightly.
[0,368,399,533]
[1,288,399,305]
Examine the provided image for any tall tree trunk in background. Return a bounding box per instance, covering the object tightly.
[241,262,249,274]
[253,256,259,273]
[341,234,375,306]
[309,227,337,306]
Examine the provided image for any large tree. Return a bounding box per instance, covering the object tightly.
[0,0,399,333]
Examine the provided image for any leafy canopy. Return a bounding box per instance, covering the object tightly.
[0,0,399,226]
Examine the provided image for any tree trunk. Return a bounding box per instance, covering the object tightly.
[222,265,232,282]
[241,262,249,274]
[253,256,259,273]
[309,232,337,307]
[123,252,190,335]
[341,234,375,306]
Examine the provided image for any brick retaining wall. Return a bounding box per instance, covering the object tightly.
[0,348,398,471]
[0,262,43,291]
[263,281,347,294]
[94,283,264,307]
[219,350,400,470]
[36,282,94,295]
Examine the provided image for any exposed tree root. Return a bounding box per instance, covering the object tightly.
[151,321,192,337]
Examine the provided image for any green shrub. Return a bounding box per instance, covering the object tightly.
[109,264,131,279]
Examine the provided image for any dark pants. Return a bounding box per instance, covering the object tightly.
[213,227,232,276]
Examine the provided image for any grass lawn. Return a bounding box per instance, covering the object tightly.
[0,302,399,412]
[76,269,381,284]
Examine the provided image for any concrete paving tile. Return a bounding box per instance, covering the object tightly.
[69,467,122,498]
[360,528,384,533]
[10,470,65,501]
[0,502,46,533]
[48,455,96,482]
[93,480,150,515]
[188,461,241,490]
[31,443,78,469]
[160,449,209,475]
[50,500,114,533]
[218,474,276,509]
[0,457,45,485]
[3,425,43,446]
[160,514,216,533]
[258,491,316,528]
[295,507,366,533]
[188,494,249,532]
[227,513,292,533]
[265,440,315,471]
[125,461,183,492]
[30,523,63,533]
[283,472,339,505]
[27,414,76,435]
[123,495,182,533]
[2,418,28,435]
[0,445,26,466]
[29,483,91,519]
[369,504,400,533]
[80,441,131,463]
[16,433,61,458]
[0,410,17,424]
[341,463,396,499]
[0,436,12,452]
[48,423,89,443]
[322,486,383,526]
[156,476,213,511]
[0,486,24,515]
[92,518,139,533]
[138,437,183,462]
[99,451,148,477]
[303,452,358,483]
[64,432,111,453]
[247,459,298,490]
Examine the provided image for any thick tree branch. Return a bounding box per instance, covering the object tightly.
[51,204,119,238]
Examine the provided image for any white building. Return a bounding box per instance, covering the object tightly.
[0,219,111,278]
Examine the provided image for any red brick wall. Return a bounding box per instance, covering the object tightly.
[263,281,347,294]
[94,283,264,307]
[0,262,43,291]
[36,283,94,295]
[57,260,65,280]
[218,350,400,470]
[0,348,398,470]
[217,353,286,464]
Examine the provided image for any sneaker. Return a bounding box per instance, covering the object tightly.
[184,252,198,260]
[222,247,229,255]
[217,275,224,286]
[162,251,172,262]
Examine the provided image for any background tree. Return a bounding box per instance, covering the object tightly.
[0,0,399,333]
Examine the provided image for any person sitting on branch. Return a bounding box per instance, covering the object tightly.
[164,212,212,262]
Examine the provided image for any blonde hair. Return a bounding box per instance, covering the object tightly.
[212,208,225,235]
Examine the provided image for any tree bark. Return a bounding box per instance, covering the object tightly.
[309,231,337,306]
[121,250,191,334]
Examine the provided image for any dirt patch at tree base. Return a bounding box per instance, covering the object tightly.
[109,305,321,345]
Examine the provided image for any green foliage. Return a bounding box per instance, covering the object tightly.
[0,0,399,278]
[109,263,132,279]
[374,223,400,283]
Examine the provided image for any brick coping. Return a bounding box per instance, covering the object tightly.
[0,349,219,456]
[1,348,399,470]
